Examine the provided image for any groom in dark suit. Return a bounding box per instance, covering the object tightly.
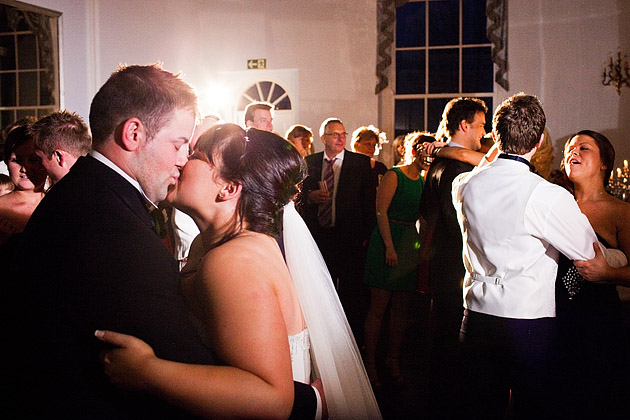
[7,64,318,419]
[300,118,376,343]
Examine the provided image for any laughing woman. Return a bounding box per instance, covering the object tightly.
[554,130,629,419]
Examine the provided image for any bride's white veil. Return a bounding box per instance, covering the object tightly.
[283,201,382,420]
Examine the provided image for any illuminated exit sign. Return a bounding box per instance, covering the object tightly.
[247,59,266,70]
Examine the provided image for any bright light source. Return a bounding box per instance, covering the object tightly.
[200,83,232,117]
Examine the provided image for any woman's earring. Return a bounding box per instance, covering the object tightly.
[218,193,224,200]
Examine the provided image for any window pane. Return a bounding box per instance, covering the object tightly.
[17,34,37,69]
[396,1,425,48]
[244,85,258,101]
[429,0,458,46]
[396,50,425,94]
[427,97,453,133]
[259,81,272,101]
[462,47,493,92]
[19,71,38,106]
[17,109,37,121]
[275,96,291,110]
[1,73,16,106]
[0,5,10,32]
[463,0,490,44]
[2,110,16,132]
[40,70,54,105]
[0,35,16,70]
[429,49,458,93]
[269,84,285,104]
[395,99,424,138]
[37,107,56,119]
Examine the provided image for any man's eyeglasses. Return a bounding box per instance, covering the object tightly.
[325,132,348,140]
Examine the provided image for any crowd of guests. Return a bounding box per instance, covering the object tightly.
[1,63,628,420]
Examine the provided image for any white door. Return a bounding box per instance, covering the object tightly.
[213,69,299,137]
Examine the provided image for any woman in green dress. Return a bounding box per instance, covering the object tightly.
[363,131,434,389]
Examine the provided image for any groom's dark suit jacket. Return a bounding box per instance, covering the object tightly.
[6,156,315,419]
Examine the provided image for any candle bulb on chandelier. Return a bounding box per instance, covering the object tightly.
[624,159,628,171]
[617,168,622,178]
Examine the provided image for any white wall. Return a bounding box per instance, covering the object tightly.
[27,0,629,165]
[30,0,378,154]
[507,0,630,168]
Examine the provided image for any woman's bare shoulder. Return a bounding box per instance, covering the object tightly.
[200,232,283,286]
[604,195,630,221]
[0,192,15,210]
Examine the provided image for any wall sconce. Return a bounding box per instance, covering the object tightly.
[602,51,630,95]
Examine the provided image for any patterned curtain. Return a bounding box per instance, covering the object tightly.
[6,6,57,105]
[486,0,509,91]
[375,0,404,94]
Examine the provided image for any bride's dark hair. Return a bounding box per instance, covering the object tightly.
[194,123,305,247]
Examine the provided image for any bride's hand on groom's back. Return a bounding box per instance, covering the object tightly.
[95,329,157,391]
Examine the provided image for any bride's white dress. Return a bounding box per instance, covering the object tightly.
[289,329,311,384]
[183,202,381,419]
[283,202,382,419]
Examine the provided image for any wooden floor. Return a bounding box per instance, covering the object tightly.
[371,293,630,420]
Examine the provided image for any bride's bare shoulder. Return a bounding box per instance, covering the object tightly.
[200,232,283,284]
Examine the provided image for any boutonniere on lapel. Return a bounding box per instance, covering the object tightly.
[150,208,168,239]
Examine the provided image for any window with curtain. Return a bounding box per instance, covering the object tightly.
[394,0,493,138]
[0,0,60,135]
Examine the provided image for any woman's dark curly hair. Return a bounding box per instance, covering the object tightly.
[194,123,306,248]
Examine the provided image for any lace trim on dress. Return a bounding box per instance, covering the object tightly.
[289,329,310,364]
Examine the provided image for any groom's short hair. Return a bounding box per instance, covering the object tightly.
[89,63,199,146]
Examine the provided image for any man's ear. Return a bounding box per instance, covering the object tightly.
[53,150,64,167]
[535,133,544,149]
[120,118,147,151]
[459,119,468,133]
[217,181,242,202]
[55,150,78,169]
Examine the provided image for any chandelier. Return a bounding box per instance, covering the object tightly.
[602,51,630,95]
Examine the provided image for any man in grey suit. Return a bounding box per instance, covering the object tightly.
[300,118,377,344]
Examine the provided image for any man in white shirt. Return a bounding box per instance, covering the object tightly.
[451,93,603,419]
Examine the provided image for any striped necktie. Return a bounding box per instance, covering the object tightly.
[318,157,336,227]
